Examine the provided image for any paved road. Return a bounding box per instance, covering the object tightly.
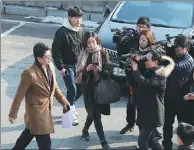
[1,17,179,149]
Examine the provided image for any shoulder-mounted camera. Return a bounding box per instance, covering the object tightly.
[111,27,137,44]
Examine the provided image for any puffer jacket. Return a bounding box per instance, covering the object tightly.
[165,53,194,102]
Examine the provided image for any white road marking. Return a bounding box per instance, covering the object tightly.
[1,19,61,27]
[1,21,26,37]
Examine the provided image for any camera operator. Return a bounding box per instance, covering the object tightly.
[120,16,154,134]
[117,16,152,57]
[130,50,174,150]
[162,35,194,150]
[181,67,194,126]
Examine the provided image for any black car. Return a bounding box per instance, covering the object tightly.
[96,1,194,78]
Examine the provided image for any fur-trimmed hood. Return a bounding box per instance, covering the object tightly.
[155,56,175,78]
[63,18,80,32]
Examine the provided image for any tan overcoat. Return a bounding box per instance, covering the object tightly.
[9,62,69,135]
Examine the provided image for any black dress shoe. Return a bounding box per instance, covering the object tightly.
[101,140,110,150]
[120,125,134,134]
[81,129,90,141]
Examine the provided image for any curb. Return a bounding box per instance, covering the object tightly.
[2,5,104,22]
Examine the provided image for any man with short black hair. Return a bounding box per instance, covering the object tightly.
[136,16,151,34]
[120,16,159,136]
[9,42,70,150]
[52,6,84,126]
[177,122,194,149]
[162,35,194,150]
[118,16,152,56]
[130,50,174,150]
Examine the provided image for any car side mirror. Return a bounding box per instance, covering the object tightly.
[103,5,111,19]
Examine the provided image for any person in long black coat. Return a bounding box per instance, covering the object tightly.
[130,50,175,150]
[75,31,111,150]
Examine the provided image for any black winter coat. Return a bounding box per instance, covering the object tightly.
[81,49,111,117]
[52,22,83,70]
[165,53,194,103]
[180,67,194,126]
[132,56,174,127]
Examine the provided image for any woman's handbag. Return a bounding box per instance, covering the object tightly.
[94,77,121,104]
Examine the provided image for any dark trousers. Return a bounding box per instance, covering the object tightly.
[12,128,51,150]
[83,108,105,141]
[162,102,182,150]
[180,102,194,126]
[63,67,82,105]
[138,126,164,150]
[127,97,162,137]
[126,96,136,127]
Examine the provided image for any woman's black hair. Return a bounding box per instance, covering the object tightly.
[83,31,101,49]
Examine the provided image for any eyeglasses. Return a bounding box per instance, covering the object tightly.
[43,54,52,59]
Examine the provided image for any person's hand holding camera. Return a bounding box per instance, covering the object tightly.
[131,61,138,71]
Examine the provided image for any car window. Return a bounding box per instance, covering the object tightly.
[111,1,193,28]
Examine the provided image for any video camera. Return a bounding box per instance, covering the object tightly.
[119,45,166,70]
[156,34,180,49]
[111,27,137,44]
[156,34,194,58]
[111,27,138,56]
[119,53,147,70]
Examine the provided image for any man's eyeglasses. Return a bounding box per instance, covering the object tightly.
[43,54,52,59]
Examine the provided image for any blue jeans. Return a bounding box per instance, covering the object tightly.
[63,67,82,105]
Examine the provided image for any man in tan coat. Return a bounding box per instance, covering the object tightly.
[8,42,70,150]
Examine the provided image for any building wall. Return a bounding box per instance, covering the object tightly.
[2,1,118,13]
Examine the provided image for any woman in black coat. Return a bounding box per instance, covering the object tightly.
[75,31,110,150]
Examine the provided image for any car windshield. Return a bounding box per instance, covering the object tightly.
[111,1,193,28]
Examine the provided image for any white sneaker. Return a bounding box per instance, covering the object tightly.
[71,106,79,126]
[72,105,78,116]
[72,114,79,126]
[74,110,78,116]
[72,118,79,126]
